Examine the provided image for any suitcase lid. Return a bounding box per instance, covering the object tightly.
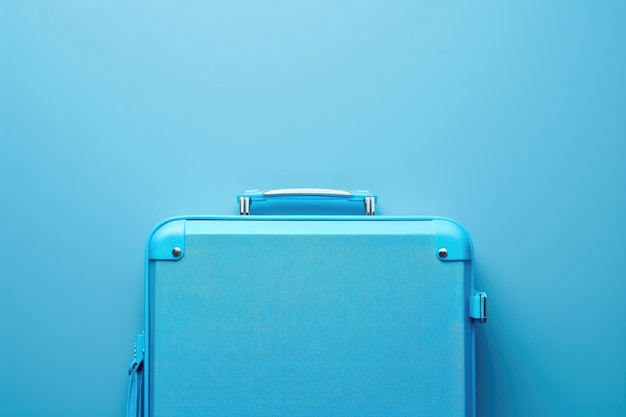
[145,215,481,417]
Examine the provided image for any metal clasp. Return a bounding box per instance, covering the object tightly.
[470,292,487,323]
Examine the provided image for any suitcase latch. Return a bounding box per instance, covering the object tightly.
[470,292,487,323]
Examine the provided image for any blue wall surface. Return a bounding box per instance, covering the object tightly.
[1,1,625,416]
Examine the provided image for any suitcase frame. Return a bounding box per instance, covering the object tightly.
[127,190,487,417]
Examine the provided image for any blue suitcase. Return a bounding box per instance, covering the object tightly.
[127,189,487,417]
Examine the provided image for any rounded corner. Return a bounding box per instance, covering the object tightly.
[147,217,187,261]
[433,218,473,261]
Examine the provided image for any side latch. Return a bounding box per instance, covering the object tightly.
[470,292,487,323]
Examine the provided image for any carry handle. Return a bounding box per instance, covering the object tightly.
[238,188,377,216]
[263,188,353,197]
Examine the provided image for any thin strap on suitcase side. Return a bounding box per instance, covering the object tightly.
[126,334,145,417]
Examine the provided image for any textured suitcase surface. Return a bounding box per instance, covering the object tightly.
[138,191,486,417]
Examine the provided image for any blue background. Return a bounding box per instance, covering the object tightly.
[1,1,624,416]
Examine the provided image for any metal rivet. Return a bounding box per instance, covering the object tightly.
[172,247,182,257]
[438,248,448,258]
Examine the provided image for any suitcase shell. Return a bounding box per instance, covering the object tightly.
[131,191,486,417]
